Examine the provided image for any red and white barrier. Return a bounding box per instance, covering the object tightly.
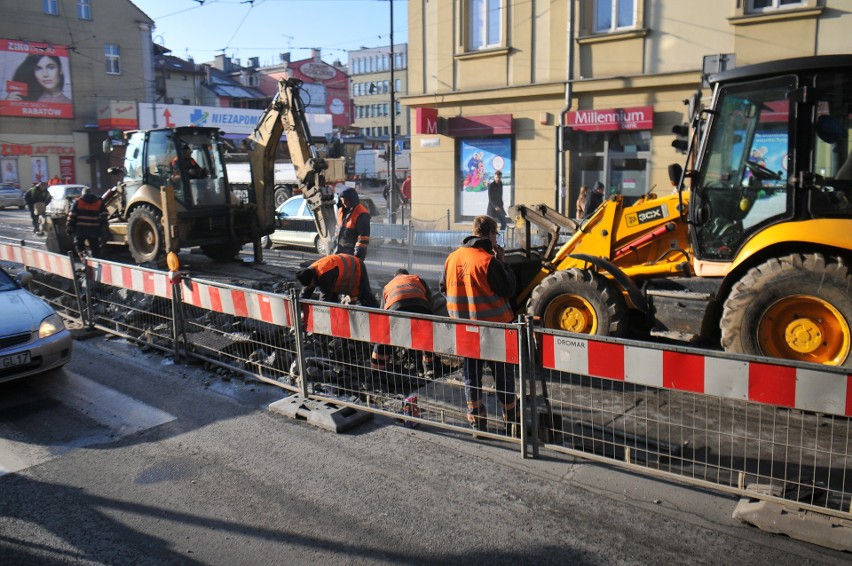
[87,259,171,299]
[181,278,294,328]
[305,303,520,364]
[538,333,852,417]
[0,244,74,280]
[0,243,24,264]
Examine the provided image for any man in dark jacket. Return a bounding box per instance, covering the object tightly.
[334,187,371,260]
[67,187,108,258]
[583,181,606,220]
[24,182,51,233]
[440,215,518,433]
[371,268,435,376]
[295,253,378,308]
[486,170,509,230]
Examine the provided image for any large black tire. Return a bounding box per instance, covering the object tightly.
[127,205,164,264]
[527,269,626,336]
[721,253,852,367]
[274,186,292,208]
[202,243,243,262]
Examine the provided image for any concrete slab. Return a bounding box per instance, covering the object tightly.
[269,394,372,433]
[733,484,852,552]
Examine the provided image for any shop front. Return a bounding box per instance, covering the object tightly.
[565,105,654,217]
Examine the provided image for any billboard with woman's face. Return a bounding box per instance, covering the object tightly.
[0,39,73,119]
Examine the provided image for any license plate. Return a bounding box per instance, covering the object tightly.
[1,351,31,368]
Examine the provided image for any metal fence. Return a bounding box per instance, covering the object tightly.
[2,239,850,523]
[533,328,852,519]
[295,297,527,443]
[0,243,84,323]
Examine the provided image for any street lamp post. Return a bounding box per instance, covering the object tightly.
[387,0,396,224]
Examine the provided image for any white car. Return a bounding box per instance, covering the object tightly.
[45,184,90,216]
[0,267,72,383]
[262,194,380,255]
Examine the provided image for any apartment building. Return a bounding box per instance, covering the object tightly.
[405,0,850,227]
[0,0,154,191]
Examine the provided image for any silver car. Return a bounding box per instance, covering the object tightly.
[45,184,89,216]
[0,268,72,383]
[262,194,380,255]
[0,183,25,210]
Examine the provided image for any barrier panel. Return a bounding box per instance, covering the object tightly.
[178,276,300,391]
[0,242,83,323]
[85,258,176,354]
[534,328,852,518]
[299,298,527,444]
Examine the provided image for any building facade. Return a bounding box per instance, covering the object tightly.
[0,0,153,191]
[404,0,851,228]
[349,44,410,139]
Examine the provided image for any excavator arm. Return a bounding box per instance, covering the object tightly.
[248,78,342,251]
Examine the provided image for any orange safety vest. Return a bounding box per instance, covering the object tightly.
[383,274,430,311]
[70,197,105,230]
[337,203,370,251]
[444,246,513,323]
[312,254,362,298]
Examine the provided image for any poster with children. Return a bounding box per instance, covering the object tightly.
[457,137,512,218]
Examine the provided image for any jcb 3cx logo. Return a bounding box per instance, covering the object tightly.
[625,205,667,227]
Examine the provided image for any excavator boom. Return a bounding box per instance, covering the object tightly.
[248,78,342,250]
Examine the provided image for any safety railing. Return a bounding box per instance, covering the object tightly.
[0,242,84,323]
[533,328,852,519]
[178,275,300,392]
[2,240,848,522]
[296,296,527,444]
[85,258,176,355]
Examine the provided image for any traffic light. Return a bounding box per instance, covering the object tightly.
[671,123,689,154]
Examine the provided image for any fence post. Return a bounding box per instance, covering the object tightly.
[71,252,89,328]
[291,291,310,398]
[525,316,541,458]
[517,318,529,458]
[406,220,414,272]
[169,271,186,362]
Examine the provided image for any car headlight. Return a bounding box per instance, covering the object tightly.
[38,313,66,338]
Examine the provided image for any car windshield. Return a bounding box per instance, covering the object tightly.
[0,268,17,291]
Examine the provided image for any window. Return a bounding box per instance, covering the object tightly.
[747,0,804,12]
[77,0,91,20]
[593,0,635,33]
[43,0,58,15]
[467,0,502,51]
[104,44,121,75]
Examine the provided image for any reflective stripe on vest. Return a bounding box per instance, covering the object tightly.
[383,274,429,310]
[312,254,362,298]
[444,246,513,323]
[72,198,104,229]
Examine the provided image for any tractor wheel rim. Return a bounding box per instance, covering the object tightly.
[757,295,851,365]
[544,295,597,334]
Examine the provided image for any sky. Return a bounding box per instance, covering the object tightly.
[131,0,408,67]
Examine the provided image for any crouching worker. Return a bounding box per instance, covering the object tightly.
[371,269,436,376]
[67,187,108,258]
[440,215,519,434]
[295,253,379,308]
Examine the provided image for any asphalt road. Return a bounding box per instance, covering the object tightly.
[0,336,849,564]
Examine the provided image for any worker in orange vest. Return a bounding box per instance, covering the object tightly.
[440,215,518,433]
[295,253,378,308]
[334,188,371,260]
[371,268,435,376]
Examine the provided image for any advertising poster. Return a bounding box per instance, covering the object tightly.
[0,39,73,119]
[59,155,75,183]
[457,137,512,218]
[31,156,47,184]
[1,158,18,187]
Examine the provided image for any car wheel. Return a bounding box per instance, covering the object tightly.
[314,235,330,256]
